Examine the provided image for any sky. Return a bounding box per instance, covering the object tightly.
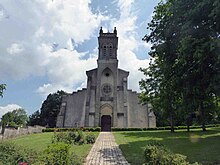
[0,0,160,118]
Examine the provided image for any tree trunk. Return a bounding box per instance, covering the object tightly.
[202,123,206,132]
[187,125,190,132]
[170,112,175,133]
[199,102,206,132]
[186,116,191,132]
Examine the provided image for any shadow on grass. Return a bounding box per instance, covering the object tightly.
[115,127,220,165]
[119,128,220,139]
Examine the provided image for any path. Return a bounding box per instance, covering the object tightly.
[85,132,130,165]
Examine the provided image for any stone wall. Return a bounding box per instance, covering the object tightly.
[126,90,157,128]
[0,125,45,140]
[64,89,87,127]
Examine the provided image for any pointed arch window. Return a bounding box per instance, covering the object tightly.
[109,43,113,56]
[103,44,107,56]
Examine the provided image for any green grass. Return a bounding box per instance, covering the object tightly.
[113,127,220,165]
[8,132,99,161]
[10,132,53,152]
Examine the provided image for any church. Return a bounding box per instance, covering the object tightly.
[56,27,156,131]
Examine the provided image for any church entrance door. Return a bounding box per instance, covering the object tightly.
[101,115,111,131]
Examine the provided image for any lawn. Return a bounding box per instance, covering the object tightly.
[113,127,220,165]
[9,131,100,162]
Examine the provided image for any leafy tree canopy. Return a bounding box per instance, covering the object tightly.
[38,90,66,128]
[28,110,41,126]
[140,0,220,131]
[1,108,28,128]
[0,84,6,98]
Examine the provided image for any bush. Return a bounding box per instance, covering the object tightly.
[52,130,95,145]
[144,143,170,165]
[171,154,188,165]
[36,142,82,165]
[52,132,70,144]
[0,142,26,164]
[74,130,85,145]
[144,142,191,165]
[68,131,77,143]
[0,142,37,165]
[86,134,96,144]
[42,142,70,165]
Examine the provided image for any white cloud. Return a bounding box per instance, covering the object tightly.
[111,0,150,91]
[0,1,106,81]
[51,0,106,43]
[0,104,22,118]
[35,26,45,38]
[0,4,9,21]
[117,0,134,17]
[0,0,151,97]
[35,0,150,94]
[7,43,24,54]
[36,44,97,95]
[36,83,73,97]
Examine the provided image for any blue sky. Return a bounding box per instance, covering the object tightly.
[0,0,160,118]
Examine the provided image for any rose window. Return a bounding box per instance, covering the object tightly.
[102,84,112,95]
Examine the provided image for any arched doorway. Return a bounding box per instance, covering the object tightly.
[101,115,111,131]
[100,104,112,132]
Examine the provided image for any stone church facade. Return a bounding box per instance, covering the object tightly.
[56,27,156,131]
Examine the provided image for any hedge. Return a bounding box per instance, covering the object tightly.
[42,124,220,132]
[43,127,101,132]
[111,124,220,132]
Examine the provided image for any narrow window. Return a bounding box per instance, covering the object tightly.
[103,45,107,56]
[109,44,113,56]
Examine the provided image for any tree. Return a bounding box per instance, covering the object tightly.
[0,84,6,97]
[28,110,41,126]
[140,0,220,131]
[1,108,28,132]
[140,0,184,132]
[39,90,66,127]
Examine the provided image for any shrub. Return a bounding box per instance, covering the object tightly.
[51,130,95,145]
[144,142,191,165]
[86,134,96,144]
[37,142,82,165]
[144,143,170,164]
[68,131,77,144]
[0,142,37,165]
[52,132,70,144]
[43,142,70,165]
[74,130,85,145]
[0,142,26,164]
[171,154,188,165]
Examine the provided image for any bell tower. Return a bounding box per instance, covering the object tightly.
[98,27,118,60]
